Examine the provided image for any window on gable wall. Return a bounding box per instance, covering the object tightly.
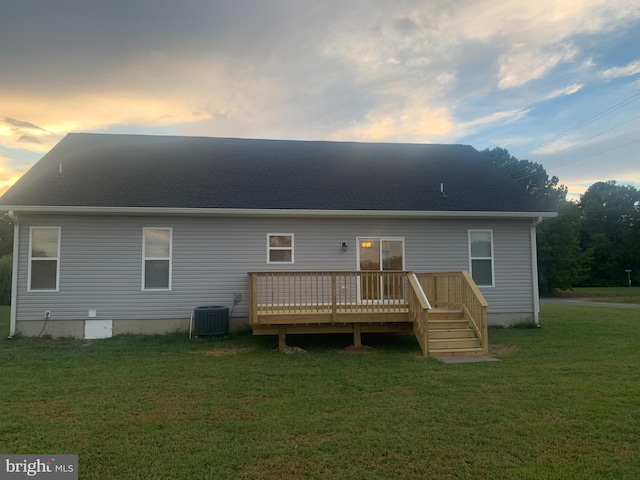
[143,228,172,290]
[29,227,61,291]
[468,230,494,287]
[267,234,294,263]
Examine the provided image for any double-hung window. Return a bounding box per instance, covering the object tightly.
[29,227,61,291]
[468,230,494,287]
[143,228,172,290]
[267,234,294,264]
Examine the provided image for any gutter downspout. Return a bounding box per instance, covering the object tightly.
[8,211,19,338]
[531,216,543,328]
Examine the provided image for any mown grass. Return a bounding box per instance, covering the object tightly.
[1,304,639,479]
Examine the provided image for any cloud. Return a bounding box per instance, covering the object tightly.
[0,49,286,151]
[0,0,639,199]
[544,83,584,100]
[17,134,42,144]
[497,43,578,89]
[0,115,59,154]
[533,136,585,155]
[329,105,453,143]
[4,117,47,131]
[460,109,531,130]
[599,59,640,79]
[0,152,29,196]
[455,1,640,89]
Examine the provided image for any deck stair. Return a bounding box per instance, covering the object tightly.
[427,308,484,356]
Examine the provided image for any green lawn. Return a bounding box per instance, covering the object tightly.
[1,305,639,479]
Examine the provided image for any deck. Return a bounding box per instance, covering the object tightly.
[249,271,489,357]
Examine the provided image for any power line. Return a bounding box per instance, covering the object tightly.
[550,137,640,171]
[513,137,640,183]
[545,112,640,157]
[503,105,640,181]
[523,90,640,155]
[484,115,640,182]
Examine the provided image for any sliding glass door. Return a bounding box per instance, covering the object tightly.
[358,238,404,301]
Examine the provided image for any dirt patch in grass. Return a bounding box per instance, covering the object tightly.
[193,347,253,357]
[490,344,520,356]
[340,345,376,354]
[215,408,259,421]
[280,345,308,354]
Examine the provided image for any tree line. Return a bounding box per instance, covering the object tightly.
[0,149,638,302]
[0,212,12,304]
[482,147,639,294]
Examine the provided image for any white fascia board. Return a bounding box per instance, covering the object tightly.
[3,205,558,219]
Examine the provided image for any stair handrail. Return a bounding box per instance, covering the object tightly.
[460,271,489,354]
[408,272,432,310]
[407,273,432,356]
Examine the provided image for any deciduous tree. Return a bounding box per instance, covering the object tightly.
[578,181,640,286]
[0,254,11,305]
[0,212,13,257]
[481,147,582,294]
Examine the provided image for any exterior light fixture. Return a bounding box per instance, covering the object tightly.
[341,242,348,252]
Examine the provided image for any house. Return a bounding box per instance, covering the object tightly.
[0,133,556,355]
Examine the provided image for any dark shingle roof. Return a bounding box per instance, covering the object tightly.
[0,133,551,213]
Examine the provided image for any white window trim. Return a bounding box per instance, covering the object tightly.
[28,226,61,292]
[267,233,294,264]
[468,229,495,287]
[142,227,173,291]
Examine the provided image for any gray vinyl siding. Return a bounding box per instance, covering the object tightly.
[14,214,534,323]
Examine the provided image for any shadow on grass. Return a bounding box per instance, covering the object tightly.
[266,332,420,353]
[489,321,540,330]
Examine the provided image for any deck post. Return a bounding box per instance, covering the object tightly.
[461,272,467,311]
[249,273,257,325]
[331,272,337,323]
[422,309,429,357]
[353,323,362,348]
[278,326,287,350]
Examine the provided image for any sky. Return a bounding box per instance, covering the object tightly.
[1,0,639,200]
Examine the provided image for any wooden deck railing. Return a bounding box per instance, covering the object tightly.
[249,271,412,324]
[416,271,489,353]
